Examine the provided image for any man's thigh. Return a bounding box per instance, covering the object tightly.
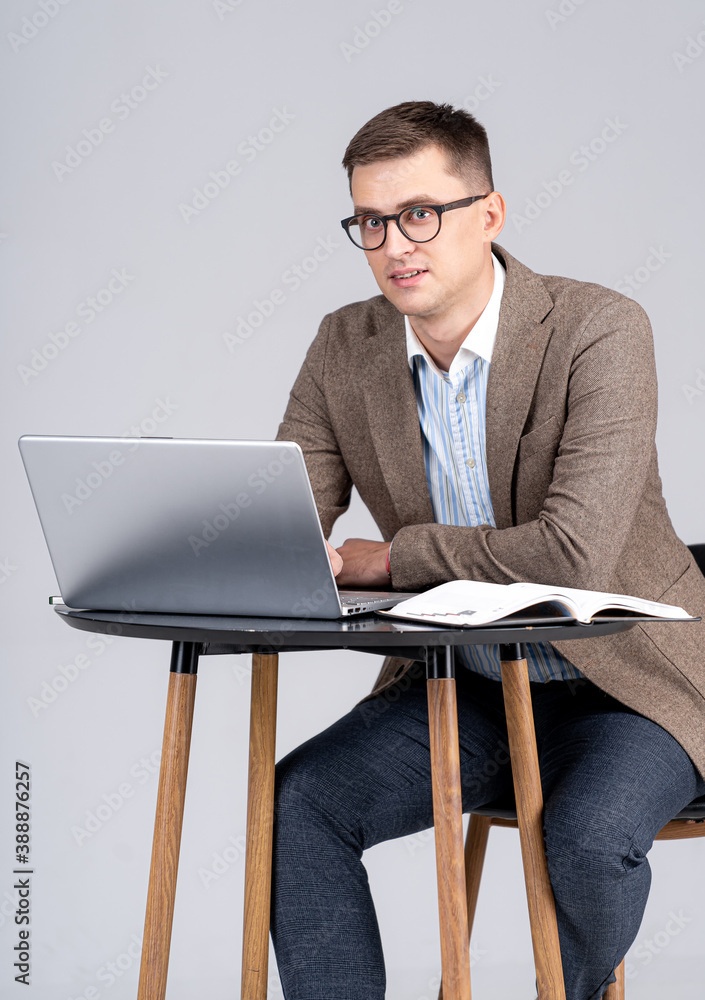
[274,663,515,852]
[534,679,705,856]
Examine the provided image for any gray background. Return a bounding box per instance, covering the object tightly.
[2,0,705,997]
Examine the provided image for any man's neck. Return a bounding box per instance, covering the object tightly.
[409,256,495,372]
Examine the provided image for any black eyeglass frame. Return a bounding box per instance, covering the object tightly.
[340,194,491,250]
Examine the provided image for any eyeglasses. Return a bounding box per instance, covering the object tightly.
[340,194,491,250]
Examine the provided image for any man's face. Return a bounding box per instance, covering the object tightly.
[349,144,502,321]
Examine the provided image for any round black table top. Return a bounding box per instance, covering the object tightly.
[53,604,641,658]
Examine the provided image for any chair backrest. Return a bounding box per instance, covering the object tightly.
[689,544,705,575]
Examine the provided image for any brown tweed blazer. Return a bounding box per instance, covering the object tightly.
[278,243,705,779]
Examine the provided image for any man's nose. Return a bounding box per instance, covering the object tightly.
[382,219,415,256]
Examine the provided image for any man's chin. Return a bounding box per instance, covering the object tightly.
[381,285,436,317]
[387,295,438,320]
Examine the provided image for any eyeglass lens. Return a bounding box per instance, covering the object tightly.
[347,206,441,249]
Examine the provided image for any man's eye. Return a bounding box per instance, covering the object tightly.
[362,216,383,230]
[405,208,432,223]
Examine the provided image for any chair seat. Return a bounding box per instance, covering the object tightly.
[472,793,705,823]
[675,795,705,820]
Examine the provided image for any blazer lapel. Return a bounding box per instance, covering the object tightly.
[359,300,435,528]
[486,246,556,529]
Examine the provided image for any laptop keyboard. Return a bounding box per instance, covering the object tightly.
[339,591,400,611]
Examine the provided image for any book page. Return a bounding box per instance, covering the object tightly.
[384,580,694,627]
[509,582,692,620]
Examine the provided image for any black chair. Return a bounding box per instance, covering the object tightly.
[439,544,705,1000]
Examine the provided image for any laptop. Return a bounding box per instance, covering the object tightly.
[18,435,412,619]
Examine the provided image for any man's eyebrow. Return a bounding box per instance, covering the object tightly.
[352,195,439,215]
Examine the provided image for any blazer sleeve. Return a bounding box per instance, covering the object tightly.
[389,296,660,593]
[276,313,353,538]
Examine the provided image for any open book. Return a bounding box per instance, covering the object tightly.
[379,580,696,627]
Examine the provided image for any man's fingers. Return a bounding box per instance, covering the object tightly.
[326,539,344,577]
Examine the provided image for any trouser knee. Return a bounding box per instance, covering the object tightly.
[542,806,647,890]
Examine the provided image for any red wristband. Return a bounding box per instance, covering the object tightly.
[385,544,391,578]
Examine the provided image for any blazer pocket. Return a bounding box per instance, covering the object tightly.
[517,415,561,462]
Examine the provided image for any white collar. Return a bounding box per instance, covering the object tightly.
[405,252,506,377]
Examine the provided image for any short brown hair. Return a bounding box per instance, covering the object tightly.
[342,101,494,193]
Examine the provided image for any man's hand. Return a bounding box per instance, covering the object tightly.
[325,540,344,578]
[333,538,390,588]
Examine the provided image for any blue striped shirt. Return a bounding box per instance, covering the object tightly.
[405,256,582,684]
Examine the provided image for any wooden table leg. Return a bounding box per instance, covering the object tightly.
[427,646,471,1000]
[604,958,625,999]
[138,641,200,1000]
[241,652,279,1000]
[499,643,565,1000]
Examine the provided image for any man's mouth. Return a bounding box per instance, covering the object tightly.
[389,268,428,285]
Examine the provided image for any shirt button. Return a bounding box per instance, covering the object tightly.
[466,458,476,469]
[456,391,467,403]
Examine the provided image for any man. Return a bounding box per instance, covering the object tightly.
[271,101,705,1000]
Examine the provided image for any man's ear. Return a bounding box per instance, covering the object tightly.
[483,191,506,243]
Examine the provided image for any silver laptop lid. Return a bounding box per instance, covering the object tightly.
[18,436,345,618]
